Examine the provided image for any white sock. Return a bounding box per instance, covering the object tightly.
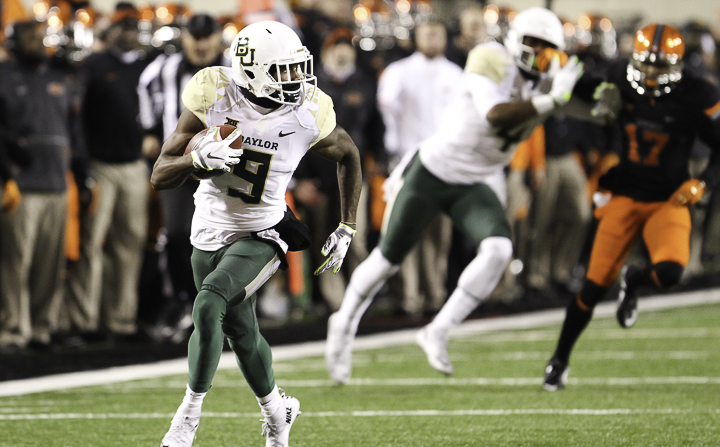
[256,385,283,423]
[430,288,481,332]
[336,286,363,321]
[337,248,400,322]
[431,237,513,332]
[177,384,206,418]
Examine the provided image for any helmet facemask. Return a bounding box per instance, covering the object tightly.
[627,24,684,97]
[508,34,539,76]
[627,59,683,97]
[265,57,316,105]
[513,37,557,77]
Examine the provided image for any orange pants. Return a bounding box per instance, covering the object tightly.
[586,195,691,288]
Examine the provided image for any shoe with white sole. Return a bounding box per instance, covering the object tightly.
[161,414,200,447]
[542,358,569,391]
[325,312,353,384]
[261,394,301,447]
[416,325,453,375]
[616,265,639,328]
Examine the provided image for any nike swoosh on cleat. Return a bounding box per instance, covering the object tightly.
[279,131,295,137]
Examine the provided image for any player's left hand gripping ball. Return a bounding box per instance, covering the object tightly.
[314,223,356,275]
[670,179,706,206]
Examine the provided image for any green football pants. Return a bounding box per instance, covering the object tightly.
[381,156,511,264]
[188,237,280,396]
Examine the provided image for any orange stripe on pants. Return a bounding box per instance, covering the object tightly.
[586,196,690,287]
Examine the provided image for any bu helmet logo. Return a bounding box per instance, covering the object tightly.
[235,37,256,67]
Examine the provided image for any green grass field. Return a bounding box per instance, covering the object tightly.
[2,302,719,446]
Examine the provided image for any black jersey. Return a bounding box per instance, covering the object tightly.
[590,58,720,202]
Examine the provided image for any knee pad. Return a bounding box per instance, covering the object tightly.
[479,236,513,265]
[457,237,513,298]
[651,261,684,290]
[348,247,400,297]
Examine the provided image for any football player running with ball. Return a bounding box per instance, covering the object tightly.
[543,24,720,391]
[151,21,362,446]
[325,7,584,382]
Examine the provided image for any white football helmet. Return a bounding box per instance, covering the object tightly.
[231,21,316,105]
[504,7,565,76]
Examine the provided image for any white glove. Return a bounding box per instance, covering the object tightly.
[549,55,583,105]
[532,56,584,114]
[191,126,244,173]
[314,223,356,275]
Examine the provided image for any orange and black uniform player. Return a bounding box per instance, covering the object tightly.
[544,24,720,388]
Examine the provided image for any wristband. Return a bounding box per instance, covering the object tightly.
[531,94,556,115]
[339,222,357,234]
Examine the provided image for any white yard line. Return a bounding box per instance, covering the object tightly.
[0,408,715,420]
[457,327,720,343]
[91,376,720,391]
[276,376,720,387]
[1,288,719,397]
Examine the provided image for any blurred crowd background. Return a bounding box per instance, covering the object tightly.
[1,0,720,357]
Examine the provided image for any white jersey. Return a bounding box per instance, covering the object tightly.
[419,42,548,185]
[182,67,336,251]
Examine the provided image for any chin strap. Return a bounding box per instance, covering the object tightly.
[238,86,282,109]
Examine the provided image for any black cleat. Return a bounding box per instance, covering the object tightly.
[543,358,569,391]
[616,265,639,328]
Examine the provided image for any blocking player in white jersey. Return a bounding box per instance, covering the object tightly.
[151,21,362,447]
[325,7,584,382]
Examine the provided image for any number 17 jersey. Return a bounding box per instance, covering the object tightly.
[182,67,336,251]
[595,59,720,202]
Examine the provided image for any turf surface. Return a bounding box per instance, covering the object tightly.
[1,302,719,446]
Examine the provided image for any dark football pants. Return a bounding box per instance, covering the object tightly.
[381,156,511,265]
[189,238,280,396]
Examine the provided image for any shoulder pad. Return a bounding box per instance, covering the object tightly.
[465,42,509,84]
[305,85,336,146]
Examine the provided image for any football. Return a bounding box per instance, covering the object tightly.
[185,125,243,179]
[534,48,569,73]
